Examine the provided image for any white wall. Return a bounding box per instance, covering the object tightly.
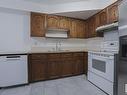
[0,8,31,52]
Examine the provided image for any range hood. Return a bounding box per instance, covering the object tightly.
[96,22,118,32]
[45,28,69,38]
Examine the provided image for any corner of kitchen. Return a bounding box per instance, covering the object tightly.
[0,0,127,95]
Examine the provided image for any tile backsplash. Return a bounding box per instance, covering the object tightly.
[31,37,104,51]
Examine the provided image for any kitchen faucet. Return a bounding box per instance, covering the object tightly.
[56,41,61,51]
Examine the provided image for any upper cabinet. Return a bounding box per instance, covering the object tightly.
[31,12,46,37]
[30,1,119,38]
[47,15,59,29]
[98,9,108,26]
[77,20,86,38]
[107,2,118,24]
[70,19,77,38]
[31,13,86,38]
[70,19,86,38]
[47,15,70,29]
[59,16,70,29]
[97,1,118,26]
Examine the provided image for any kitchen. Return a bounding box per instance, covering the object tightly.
[0,0,126,95]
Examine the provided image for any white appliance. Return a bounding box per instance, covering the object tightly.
[0,55,28,87]
[45,28,69,38]
[88,41,119,95]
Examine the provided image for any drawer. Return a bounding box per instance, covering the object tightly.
[29,54,47,60]
[48,54,61,58]
[73,53,84,57]
[61,53,73,58]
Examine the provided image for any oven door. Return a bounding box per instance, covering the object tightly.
[88,54,114,82]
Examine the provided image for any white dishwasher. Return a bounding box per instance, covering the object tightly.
[0,55,28,87]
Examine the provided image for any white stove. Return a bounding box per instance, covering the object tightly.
[88,41,119,95]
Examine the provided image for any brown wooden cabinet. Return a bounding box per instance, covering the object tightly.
[70,19,86,38]
[28,52,88,82]
[77,20,86,38]
[70,19,78,38]
[31,13,86,38]
[31,12,46,37]
[47,53,62,79]
[85,2,119,38]
[85,16,102,38]
[107,2,118,24]
[31,60,47,81]
[47,61,62,79]
[28,54,47,82]
[98,9,108,26]
[30,1,119,38]
[59,16,70,29]
[87,17,96,37]
[47,15,59,29]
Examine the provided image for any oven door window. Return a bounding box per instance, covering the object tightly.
[92,59,106,73]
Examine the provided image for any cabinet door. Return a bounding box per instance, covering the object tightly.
[107,3,118,23]
[98,9,108,26]
[77,20,86,38]
[31,12,46,37]
[30,60,47,82]
[70,19,78,38]
[73,53,85,74]
[47,54,62,79]
[47,15,59,28]
[62,60,73,76]
[59,17,70,29]
[89,17,96,37]
[47,61,62,79]
[73,60,84,75]
[70,19,85,38]
[85,20,89,38]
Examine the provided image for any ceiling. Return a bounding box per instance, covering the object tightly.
[24,0,116,20]
[27,0,87,5]
[53,10,100,20]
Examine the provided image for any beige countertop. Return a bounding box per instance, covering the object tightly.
[0,49,102,55]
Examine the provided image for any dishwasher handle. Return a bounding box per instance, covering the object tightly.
[6,56,21,58]
[6,56,21,61]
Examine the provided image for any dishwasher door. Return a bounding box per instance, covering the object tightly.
[0,55,28,87]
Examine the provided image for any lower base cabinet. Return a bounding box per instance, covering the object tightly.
[30,60,47,81]
[47,61,62,79]
[28,52,88,82]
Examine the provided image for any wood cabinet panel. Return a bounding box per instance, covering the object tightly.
[31,12,46,37]
[59,17,70,29]
[107,3,118,23]
[47,15,59,29]
[98,9,108,26]
[47,61,62,79]
[30,60,47,82]
[70,19,86,38]
[73,60,84,75]
[31,1,119,38]
[77,20,86,38]
[85,17,99,38]
[29,52,88,82]
[70,19,78,38]
[62,60,73,76]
